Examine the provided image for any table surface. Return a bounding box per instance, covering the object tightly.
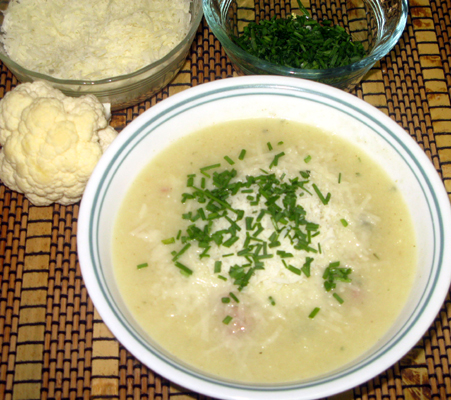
[1,1,451,399]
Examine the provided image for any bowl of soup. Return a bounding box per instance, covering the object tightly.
[77,76,451,399]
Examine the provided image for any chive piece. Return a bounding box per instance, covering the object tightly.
[137,263,148,269]
[187,174,195,187]
[340,218,348,227]
[217,275,227,281]
[269,296,276,306]
[304,155,312,163]
[224,155,235,165]
[214,260,222,273]
[338,172,342,183]
[269,152,285,169]
[172,243,191,261]
[229,292,240,303]
[333,293,344,304]
[245,216,254,230]
[312,183,331,205]
[301,257,313,277]
[267,142,273,151]
[223,315,233,324]
[200,163,221,177]
[221,297,231,303]
[282,260,301,275]
[309,307,320,319]
[174,261,193,276]
[161,237,175,245]
[238,149,246,160]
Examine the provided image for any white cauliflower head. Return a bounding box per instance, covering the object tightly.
[0,81,117,206]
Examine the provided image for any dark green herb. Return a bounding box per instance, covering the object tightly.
[232,0,366,70]
[309,307,320,318]
[323,261,352,291]
[333,292,345,304]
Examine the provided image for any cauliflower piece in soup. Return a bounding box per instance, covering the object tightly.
[0,80,117,206]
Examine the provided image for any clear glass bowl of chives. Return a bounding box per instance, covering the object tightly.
[203,0,408,91]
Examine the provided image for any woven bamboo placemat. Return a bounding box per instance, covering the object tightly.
[1,0,450,399]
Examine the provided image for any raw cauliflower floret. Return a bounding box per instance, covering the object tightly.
[0,80,117,206]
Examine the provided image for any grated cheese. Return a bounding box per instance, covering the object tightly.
[1,0,192,80]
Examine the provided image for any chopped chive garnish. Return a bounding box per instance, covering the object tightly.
[301,257,313,277]
[187,173,196,185]
[229,292,240,303]
[172,243,191,261]
[223,315,233,324]
[224,155,235,165]
[338,172,342,183]
[174,261,193,276]
[323,262,352,291]
[269,296,276,306]
[340,218,348,227]
[282,260,301,275]
[312,183,331,205]
[304,155,312,163]
[137,263,148,269]
[214,260,222,273]
[200,163,221,177]
[231,0,366,70]
[269,152,285,169]
[169,142,349,318]
[309,307,320,319]
[333,293,344,304]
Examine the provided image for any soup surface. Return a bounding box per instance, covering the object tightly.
[113,118,417,383]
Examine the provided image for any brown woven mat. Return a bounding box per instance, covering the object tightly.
[1,0,451,399]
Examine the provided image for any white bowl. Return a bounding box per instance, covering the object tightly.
[77,76,451,400]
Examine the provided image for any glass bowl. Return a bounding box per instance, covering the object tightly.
[0,0,203,110]
[203,0,408,91]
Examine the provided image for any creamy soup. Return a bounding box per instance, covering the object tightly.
[113,119,417,383]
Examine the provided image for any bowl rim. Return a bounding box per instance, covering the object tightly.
[0,0,203,85]
[202,0,408,77]
[77,75,451,400]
